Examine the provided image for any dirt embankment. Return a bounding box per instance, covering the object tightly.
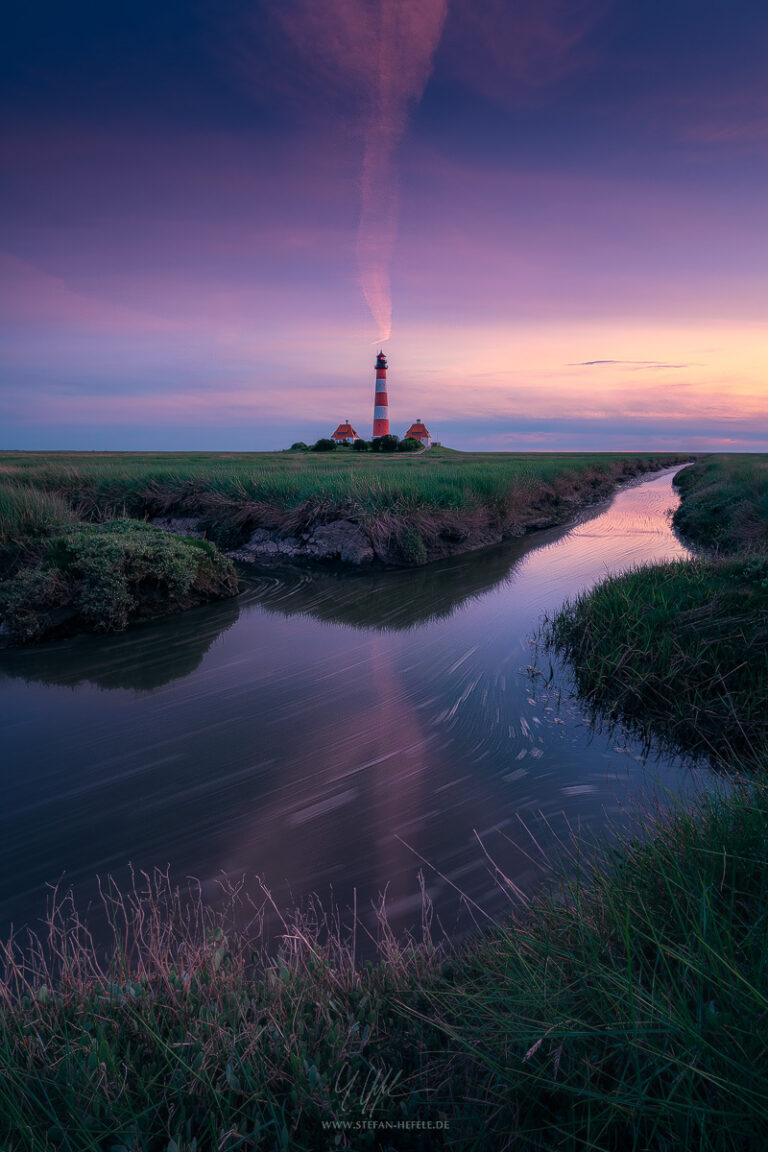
[154,458,688,568]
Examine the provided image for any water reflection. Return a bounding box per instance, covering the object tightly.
[0,469,710,943]
[243,513,593,632]
[0,595,240,692]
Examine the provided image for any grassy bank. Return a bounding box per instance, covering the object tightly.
[546,455,768,765]
[0,449,687,562]
[673,454,768,552]
[2,779,767,1151]
[546,554,768,765]
[0,449,687,641]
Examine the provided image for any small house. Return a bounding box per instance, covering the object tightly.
[331,421,359,445]
[403,421,431,448]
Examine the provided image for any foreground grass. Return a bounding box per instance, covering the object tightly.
[546,554,768,764]
[673,454,768,552]
[2,780,767,1151]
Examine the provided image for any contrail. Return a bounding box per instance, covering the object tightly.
[357,0,447,342]
[278,0,447,342]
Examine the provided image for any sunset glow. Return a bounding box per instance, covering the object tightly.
[1,1,767,449]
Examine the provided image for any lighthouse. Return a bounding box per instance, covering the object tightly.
[372,350,390,438]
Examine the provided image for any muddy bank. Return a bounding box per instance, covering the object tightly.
[223,510,542,566]
[153,458,689,568]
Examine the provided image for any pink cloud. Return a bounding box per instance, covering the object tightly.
[270,0,447,341]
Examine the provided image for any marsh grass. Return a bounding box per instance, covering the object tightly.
[1,781,767,1150]
[545,555,768,766]
[0,450,686,536]
[0,485,75,544]
[674,455,768,552]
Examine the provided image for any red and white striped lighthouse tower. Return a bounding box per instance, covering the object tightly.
[372,350,390,438]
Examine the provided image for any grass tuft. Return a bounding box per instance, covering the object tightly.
[545,555,768,766]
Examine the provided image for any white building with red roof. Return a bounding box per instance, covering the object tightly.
[331,421,360,444]
[403,421,431,448]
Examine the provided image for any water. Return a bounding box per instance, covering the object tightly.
[0,468,710,941]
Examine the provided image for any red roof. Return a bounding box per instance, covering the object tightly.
[332,422,359,439]
[405,422,430,437]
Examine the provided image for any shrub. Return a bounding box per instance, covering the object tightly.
[352,438,369,452]
[0,566,72,643]
[289,441,308,451]
[371,435,399,453]
[311,438,337,452]
[397,437,422,452]
[0,520,238,644]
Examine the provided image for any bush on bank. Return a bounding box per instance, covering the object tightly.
[0,520,238,644]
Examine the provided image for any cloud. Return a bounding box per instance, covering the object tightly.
[569,360,690,369]
[271,0,447,342]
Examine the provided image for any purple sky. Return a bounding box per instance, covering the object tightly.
[1,0,767,450]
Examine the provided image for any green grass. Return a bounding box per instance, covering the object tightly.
[0,449,688,562]
[545,555,768,765]
[0,449,686,523]
[0,484,76,545]
[545,456,768,766]
[1,782,766,1150]
[0,449,686,640]
[11,448,766,1148]
[673,454,768,552]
